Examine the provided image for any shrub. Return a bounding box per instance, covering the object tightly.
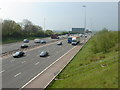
[91,29,118,53]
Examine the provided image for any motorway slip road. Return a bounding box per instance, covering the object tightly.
[21,37,90,89]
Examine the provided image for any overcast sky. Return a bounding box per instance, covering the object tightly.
[0,1,118,31]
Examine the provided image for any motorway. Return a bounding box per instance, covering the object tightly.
[1,37,59,54]
[2,36,87,88]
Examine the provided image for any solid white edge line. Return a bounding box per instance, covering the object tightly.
[21,37,90,89]
[20,45,77,89]
[44,40,85,88]
[21,39,86,89]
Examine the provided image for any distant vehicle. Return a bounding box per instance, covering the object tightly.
[13,51,25,58]
[23,39,29,43]
[40,51,48,57]
[57,42,62,45]
[71,36,80,45]
[51,34,59,39]
[34,39,41,43]
[68,36,72,43]
[85,35,87,38]
[80,34,83,37]
[21,43,29,48]
[40,40,47,44]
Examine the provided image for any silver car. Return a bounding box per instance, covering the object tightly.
[40,51,48,57]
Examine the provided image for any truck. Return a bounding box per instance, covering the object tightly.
[51,34,59,39]
[71,36,80,45]
[67,36,72,43]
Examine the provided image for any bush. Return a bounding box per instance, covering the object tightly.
[91,29,118,53]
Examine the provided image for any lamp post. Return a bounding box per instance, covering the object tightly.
[44,17,46,37]
[82,5,86,44]
[44,17,46,31]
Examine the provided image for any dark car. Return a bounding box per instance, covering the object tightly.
[23,39,29,43]
[57,42,62,45]
[13,51,25,58]
[40,40,47,44]
[85,35,87,38]
[40,51,48,57]
[21,44,29,48]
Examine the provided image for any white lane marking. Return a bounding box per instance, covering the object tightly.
[44,40,86,88]
[14,72,21,77]
[10,59,15,62]
[35,62,39,65]
[22,61,26,63]
[2,39,65,59]
[24,40,65,53]
[21,45,76,88]
[0,70,5,74]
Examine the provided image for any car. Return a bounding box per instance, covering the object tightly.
[85,35,87,38]
[57,42,62,45]
[40,51,48,57]
[34,39,41,43]
[40,40,47,44]
[21,43,29,48]
[23,39,29,43]
[80,34,83,37]
[13,51,25,58]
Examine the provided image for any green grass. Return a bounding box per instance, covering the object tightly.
[2,36,49,44]
[47,35,119,88]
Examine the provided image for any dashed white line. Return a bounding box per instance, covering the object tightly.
[35,62,39,65]
[0,70,5,74]
[14,72,21,77]
[22,61,26,63]
[21,45,76,88]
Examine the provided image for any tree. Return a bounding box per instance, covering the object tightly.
[45,30,54,36]
[2,20,21,38]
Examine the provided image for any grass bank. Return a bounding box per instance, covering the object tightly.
[47,30,119,88]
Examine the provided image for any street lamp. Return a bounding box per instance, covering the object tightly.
[43,17,46,37]
[82,5,86,44]
[44,17,46,31]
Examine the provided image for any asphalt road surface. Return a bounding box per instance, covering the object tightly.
[2,36,86,88]
[1,37,60,54]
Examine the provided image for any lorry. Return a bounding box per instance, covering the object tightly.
[71,36,80,45]
[67,36,72,43]
[51,34,59,39]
